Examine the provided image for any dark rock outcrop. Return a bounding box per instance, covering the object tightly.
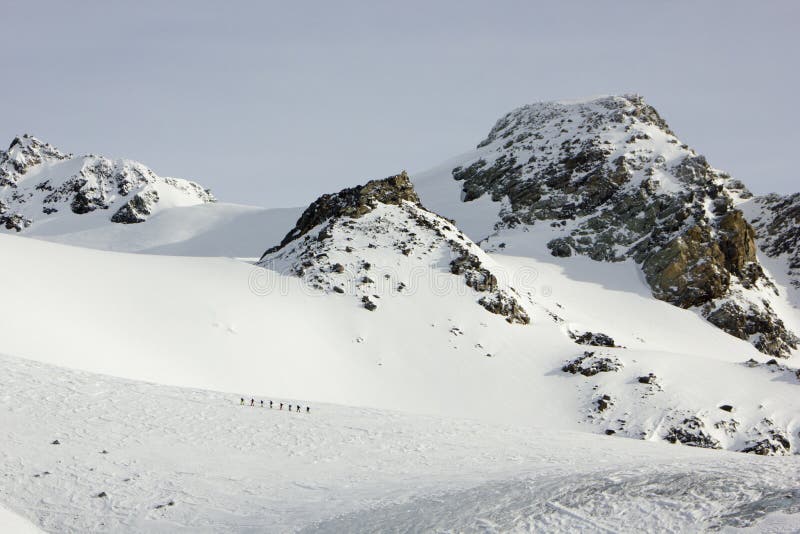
[265,172,419,255]
[664,417,721,449]
[111,191,160,224]
[562,351,622,376]
[747,192,800,290]
[569,331,616,347]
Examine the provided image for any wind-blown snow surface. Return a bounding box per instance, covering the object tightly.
[1,354,799,533]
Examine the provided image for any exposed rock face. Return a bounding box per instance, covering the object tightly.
[740,419,792,456]
[665,417,721,449]
[642,212,761,308]
[745,192,800,291]
[266,172,420,253]
[111,191,160,224]
[0,134,215,230]
[260,172,530,324]
[705,300,798,357]
[445,95,795,355]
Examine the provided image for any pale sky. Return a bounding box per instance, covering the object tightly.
[2,1,797,208]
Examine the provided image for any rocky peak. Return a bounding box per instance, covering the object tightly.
[260,172,530,324]
[440,94,795,356]
[0,134,70,184]
[266,171,421,254]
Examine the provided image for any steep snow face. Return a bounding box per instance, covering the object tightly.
[414,95,798,357]
[743,193,800,298]
[0,135,215,233]
[260,172,530,324]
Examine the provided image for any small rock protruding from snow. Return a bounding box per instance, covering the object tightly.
[562,351,623,376]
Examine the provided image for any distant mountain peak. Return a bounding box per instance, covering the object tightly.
[0,135,214,231]
[2,134,70,179]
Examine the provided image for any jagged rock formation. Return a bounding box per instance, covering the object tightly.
[744,192,800,291]
[0,134,215,231]
[259,172,530,324]
[442,95,796,356]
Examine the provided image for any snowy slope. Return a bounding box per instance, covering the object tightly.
[0,504,43,534]
[23,201,302,257]
[412,95,800,357]
[1,204,799,456]
[1,354,799,533]
[0,135,214,233]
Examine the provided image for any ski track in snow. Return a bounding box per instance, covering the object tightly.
[1,354,799,533]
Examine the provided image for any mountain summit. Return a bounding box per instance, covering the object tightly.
[260,171,530,324]
[415,94,798,356]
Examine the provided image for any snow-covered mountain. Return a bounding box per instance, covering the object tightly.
[260,172,529,324]
[0,134,305,257]
[414,95,798,357]
[0,134,215,232]
[3,97,800,531]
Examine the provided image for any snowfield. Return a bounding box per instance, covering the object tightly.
[2,354,800,533]
[22,202,302,258]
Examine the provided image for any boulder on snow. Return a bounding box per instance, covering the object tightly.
[637,373,657,385]
[664,417,721,449]
[361,296,377,311]
[569,331,617,347]
[562,351,623,377]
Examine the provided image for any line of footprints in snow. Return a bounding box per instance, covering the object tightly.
[241,397,311,413]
